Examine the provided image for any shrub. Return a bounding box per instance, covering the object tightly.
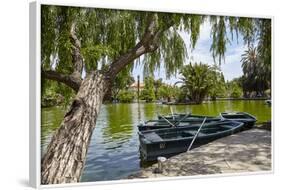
[117,90,135,103]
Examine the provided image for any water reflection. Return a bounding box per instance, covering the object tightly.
[143,103,156,119]
[103,103,134,144]
[81,103,141,182]
[41,106,65,156]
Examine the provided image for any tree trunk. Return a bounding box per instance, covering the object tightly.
[41,15,164,184]
[41,71,109,184]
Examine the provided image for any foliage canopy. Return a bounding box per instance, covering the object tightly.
[41,5,271,103]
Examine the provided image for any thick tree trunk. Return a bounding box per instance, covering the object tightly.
[41,15,164,184]
[41,71,109,184]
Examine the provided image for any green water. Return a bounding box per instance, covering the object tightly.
[41,100,271,182]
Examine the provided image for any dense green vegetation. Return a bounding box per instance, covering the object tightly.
[226,79,243,98]
[140,77,180,102]
[110,57,269,104]
[117,90,135,103]
[158,84,180,102]
[109,69,135,102]
[42,58,269,106]
[41,6,271,107]
[140,77,156,102]
[41,79,75,107]
[102,62,249,104]
[176,62,226,103]
[240,46,271,97]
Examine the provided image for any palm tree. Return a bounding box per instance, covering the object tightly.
[241,46,269,96]
[178,62,214,103]
[241,46,258,77]
[241,46,259,95]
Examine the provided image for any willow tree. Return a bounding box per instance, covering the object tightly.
[41,5,271,184]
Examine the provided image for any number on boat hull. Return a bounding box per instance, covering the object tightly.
[160,143,166,149]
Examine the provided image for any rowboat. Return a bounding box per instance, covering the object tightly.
[138,114,222,131]
[138,120,244,161]
[220,112,257,128]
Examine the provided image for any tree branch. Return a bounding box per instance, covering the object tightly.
[42,22,84,92]
[106,14,163,79]
[42,70,82,92]
[70,22,83,77]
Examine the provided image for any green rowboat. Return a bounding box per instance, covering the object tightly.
[139,120,244,161]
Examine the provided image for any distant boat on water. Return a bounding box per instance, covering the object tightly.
[265,99,271,106]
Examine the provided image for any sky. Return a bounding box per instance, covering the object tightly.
[132,21,249,85]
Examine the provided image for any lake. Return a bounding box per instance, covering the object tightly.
[41,100,271,182]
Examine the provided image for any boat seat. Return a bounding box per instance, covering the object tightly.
[185,130,198,136]
[219,125,234,130]
[145,132,163,142]
[178,122,191,126]
[144,122,157,126]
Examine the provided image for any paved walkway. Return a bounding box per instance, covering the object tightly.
[129,128,271,179]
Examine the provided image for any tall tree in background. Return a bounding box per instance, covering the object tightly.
[241,46,270,96]
[208,66,226,100]
[158,84,180,102]
[241,46,259,94]
[41,5,271,184]
[178,62,221,103]
[153,78,163,99]
[226,79,243,98]
[141,76,156,102]
[257,19,271,88]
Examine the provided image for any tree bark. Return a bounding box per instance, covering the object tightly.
[41,71,109,184]
[70,22,83,77]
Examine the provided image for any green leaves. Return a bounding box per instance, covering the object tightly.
[183,15,203,48]
[41,78,75,107]
[210,16,229,64]
[41,5,203,78]
[141,76,156,102]
[143,28,187,78]
[117,90,135,103]
[229,82,243,98]
[110,68,135,100]
[241,45,270,94]
[42,5,271,75]
[237,17,255,46]
[41,5,57,69]
[257,19,271,86]
[81,44,113,72]
[179,62,225,103]
[41,5,271,101]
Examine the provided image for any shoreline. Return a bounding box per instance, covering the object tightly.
[103,98,271,105]
[162,98,269,105]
